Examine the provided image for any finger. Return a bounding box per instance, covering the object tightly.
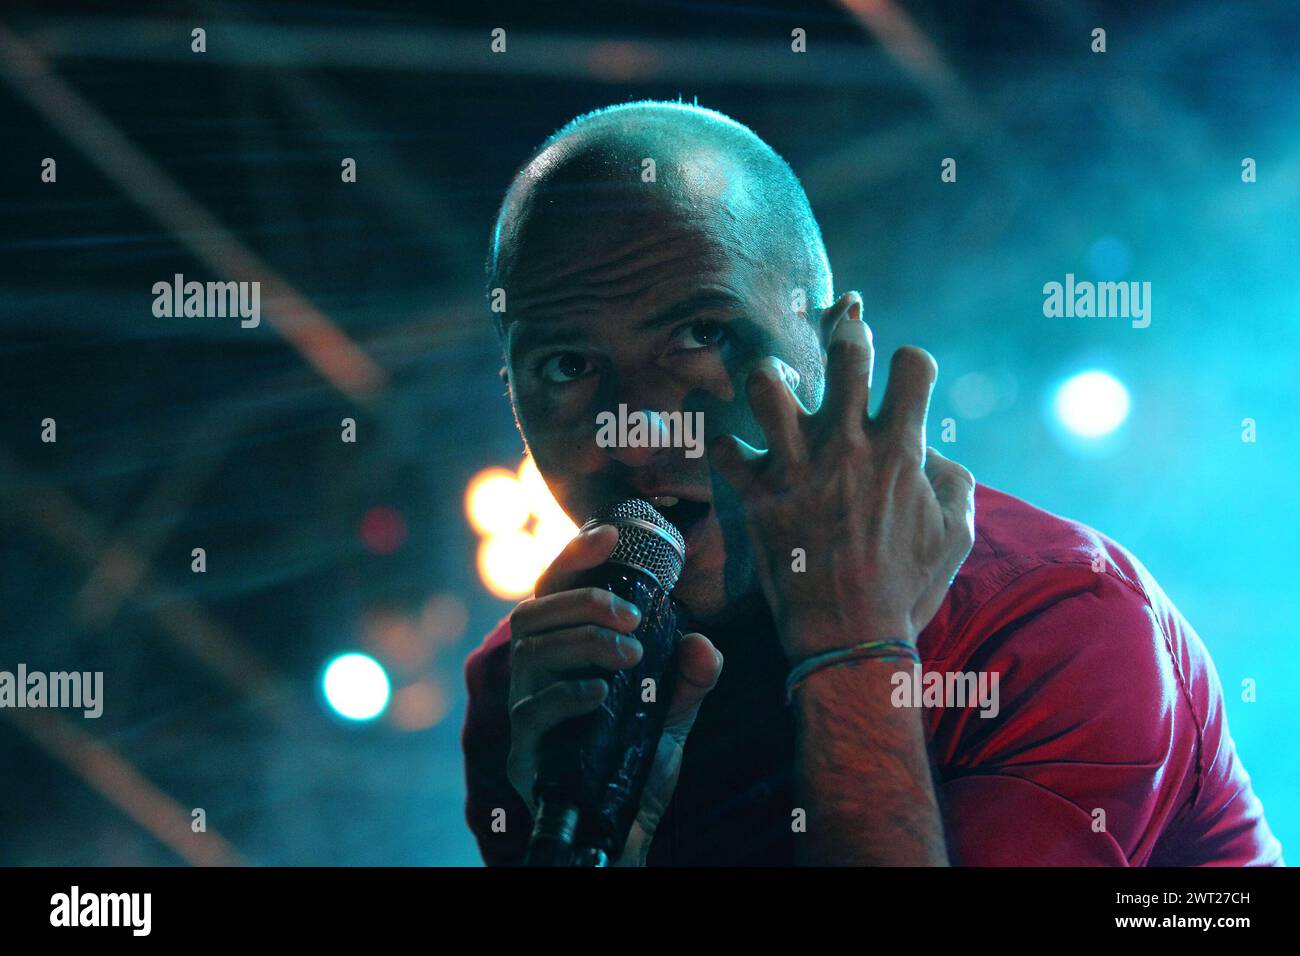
[512,624,643,676]
[510,677,608,734]
[708,431,763,496]
[924,446,976,554]
[817,290,859,350]
[535,523,620,597]
[877,347,937,454]
[511,586,643,640]
[820,296,874,433]
[508,678,609,801]
[662,633,724,736]
[745,356,806,464]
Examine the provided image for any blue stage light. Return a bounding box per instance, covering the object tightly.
[322,653,391,721]
[1053,370,1130,439]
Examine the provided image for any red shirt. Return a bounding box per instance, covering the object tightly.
[461,484,1283,866]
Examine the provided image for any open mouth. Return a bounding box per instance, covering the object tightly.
[648,495,711,541]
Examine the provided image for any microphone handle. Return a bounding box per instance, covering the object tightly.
[528,565,681,864]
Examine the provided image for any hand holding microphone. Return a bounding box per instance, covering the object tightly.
[505,501,723,865]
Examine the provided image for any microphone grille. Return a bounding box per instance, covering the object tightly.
[580,498,686,592]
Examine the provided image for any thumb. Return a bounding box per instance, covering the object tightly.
[663,633,723,742]
[923,445,976,546]
[534,523,619,597]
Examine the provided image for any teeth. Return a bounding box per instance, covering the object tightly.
[650,495,680,509]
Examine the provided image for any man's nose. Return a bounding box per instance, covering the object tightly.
[600,408,675,469]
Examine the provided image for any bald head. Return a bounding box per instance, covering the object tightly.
[487,101,832,322]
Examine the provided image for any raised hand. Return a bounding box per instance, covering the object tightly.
[711,293,975,660]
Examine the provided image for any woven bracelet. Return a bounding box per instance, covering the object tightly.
[784,639,920,705]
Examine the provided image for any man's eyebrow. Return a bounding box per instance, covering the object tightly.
[509,292,746,358]
[509,322,584,357]
[636,292,746,332]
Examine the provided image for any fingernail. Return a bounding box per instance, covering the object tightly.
[616,635,643,663]
[833,312,860,341]
[771,356,801,392]
[579,678,607,698]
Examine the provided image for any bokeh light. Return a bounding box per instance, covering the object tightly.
[1052,370,1131,439]
[467,456,579,599]
[466,468,530,535]
[1086,235,1133,280]
[322,653,391,721]
[359,505,407,555]
[388,678,450,731]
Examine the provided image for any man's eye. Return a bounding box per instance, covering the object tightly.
[671,320,730,351]
[537,352,592,384]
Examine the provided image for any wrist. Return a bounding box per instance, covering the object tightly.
[782,614,917,662]
[615,820,654,867]
[790,654,930,743]
[783,636,919,706]
[790,658,947,866]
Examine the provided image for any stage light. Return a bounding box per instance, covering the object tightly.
[466,468,530,535]
[359,505,406,555]
[322,653,390,721]
[477,528,548,600]
[1052,370,1130,438]
[388,678,450,732]
[1087,235,1133,280]
[467,456,579,600]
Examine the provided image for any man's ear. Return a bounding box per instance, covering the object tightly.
[817,291,862,357]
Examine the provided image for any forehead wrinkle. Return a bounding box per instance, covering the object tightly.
[509,228,733,317]
[516,222,709,290]
[508,241,771,336]
[510,260,722,326]
[506,319,584,360]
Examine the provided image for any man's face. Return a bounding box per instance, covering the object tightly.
[500,177,823,623]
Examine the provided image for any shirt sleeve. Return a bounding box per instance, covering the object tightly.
[462,624,531,866]
[932,570,1207,866]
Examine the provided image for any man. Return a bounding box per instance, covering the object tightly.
[461,101,1282,866]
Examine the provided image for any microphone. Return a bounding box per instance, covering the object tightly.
[524,498,686,867]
